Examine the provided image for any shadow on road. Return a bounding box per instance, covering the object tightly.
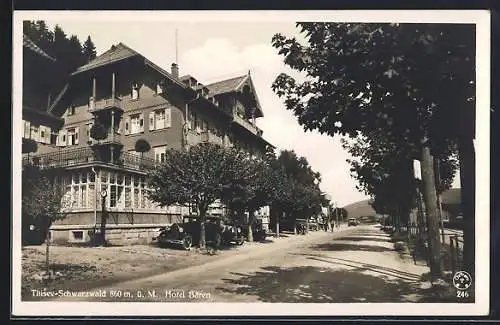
[303,254,421,282]
[310,242,393,253]
[216,265,451,303]
[346,232,391,238]
[339,236,392,243]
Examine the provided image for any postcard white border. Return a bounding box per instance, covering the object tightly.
[12,10,491,317]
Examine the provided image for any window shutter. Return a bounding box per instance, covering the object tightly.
[124,116,130,135]
[139,113,144,132]
[74,127,80,145]
[46,127,52,144]
[165,108,171,128]
[40,125,50,143]
[60,130,67,146]
[149,112,155,131]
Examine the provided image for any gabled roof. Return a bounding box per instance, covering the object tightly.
[206,72,263,117]
[71,42,187,90]
[72,43,139,75]
[180,75,197,82]
[23,34,56,62]
[23,105,64,124]
[206,75,248,96]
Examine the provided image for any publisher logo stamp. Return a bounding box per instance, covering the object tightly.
[453,271,472,291]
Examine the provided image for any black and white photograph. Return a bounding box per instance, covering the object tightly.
[11,10,490,317]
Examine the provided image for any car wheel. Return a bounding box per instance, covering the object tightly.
[182,234,193,250]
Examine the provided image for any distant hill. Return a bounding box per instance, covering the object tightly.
[441,188,461,205]
[342,188,460,218]
[343,199,376,218]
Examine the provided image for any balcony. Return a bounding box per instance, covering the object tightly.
[186,130,224,147]
[89,96,123,113]
[232,113,262,136]
[22,146,155,172]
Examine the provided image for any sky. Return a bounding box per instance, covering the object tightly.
[36,17,460,207]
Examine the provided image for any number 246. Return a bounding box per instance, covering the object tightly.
[457,291,469,298]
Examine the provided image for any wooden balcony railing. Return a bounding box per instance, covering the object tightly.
[89,96,123,112]
[186,130,224,147]
[232,114,262,136]
[22,146,155,172]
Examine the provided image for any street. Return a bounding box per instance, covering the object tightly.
[53,224,432,303]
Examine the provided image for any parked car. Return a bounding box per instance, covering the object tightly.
[308,216,320,231]
[348,218,360,226]
[221,221,246,245]
[153,215,227,250]
[295,218,308,235]
[235,218,267,242]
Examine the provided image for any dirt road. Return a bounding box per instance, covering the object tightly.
[48,225,432,303]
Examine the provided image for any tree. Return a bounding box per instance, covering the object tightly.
[271,150,324,231]
[135,139,151,159]
[82,36,97,63]
[222,148,285,242]
[148,143,248,249]
[22,165,68,269]
[89,122,108,144]
[23,21,97,93]
[271,23,474,277]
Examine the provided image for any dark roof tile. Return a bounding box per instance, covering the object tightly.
[73,43,139,75]
[206,75,248,96]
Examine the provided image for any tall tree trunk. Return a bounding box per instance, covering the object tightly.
[434,158,446,243]
[420,142,442,277]
[247,210,254,242]
[458,137,475,279]
[199,206,207,249]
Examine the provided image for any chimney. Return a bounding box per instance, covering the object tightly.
[171,63,179,79]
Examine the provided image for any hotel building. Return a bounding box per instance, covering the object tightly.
[22,39,274,245]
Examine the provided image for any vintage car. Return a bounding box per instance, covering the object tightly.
[348,217,360,226]
[221,221,246,245]
[308,216,320,231]
[235,218,267,242]
[153,215,229,250]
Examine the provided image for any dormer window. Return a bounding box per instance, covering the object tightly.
[156,81,163,95]
[131,82,139,100]
[202,88,209,98]
[67,105,76,116]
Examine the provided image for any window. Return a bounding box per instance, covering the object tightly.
[67,105,76,116]
[110,185,117,207]
[72,231,83,240]
[40,128,45,140]
[154,146,167,163]
[86,122,93,138]
[125,188,132,208]
[156,82,163,95]
[149,108,171,131]
[129,113,144,134]
[131,82,139,100]
[30,124,39,142]
[67,128,79,146]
